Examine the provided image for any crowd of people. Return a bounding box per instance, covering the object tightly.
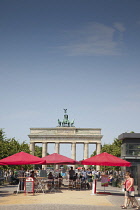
[1,167,124,186]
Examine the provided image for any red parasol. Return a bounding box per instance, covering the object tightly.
[81,152,131,167]
[0,151,46,165]
[77,167,82,170]
[42,153,79,165]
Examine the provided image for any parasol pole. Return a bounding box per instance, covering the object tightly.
[104,165,105,192]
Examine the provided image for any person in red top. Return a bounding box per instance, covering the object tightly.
[121,172,140,209]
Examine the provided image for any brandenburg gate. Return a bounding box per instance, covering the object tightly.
[29,109,102,169]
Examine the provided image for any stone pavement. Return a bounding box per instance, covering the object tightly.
[0,180,139,210]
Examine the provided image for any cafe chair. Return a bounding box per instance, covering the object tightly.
[58,178,62,188]
[75,179,81,190]
[47,179,53,192]
[34,179,45,194]
[54,179,59,191]
[81,180,87,190]
[68,180,74,190]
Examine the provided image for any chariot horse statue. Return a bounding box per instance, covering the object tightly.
[57,109,75,127]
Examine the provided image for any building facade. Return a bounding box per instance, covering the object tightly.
[118,133,140,188]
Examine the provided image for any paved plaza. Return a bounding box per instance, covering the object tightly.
[0,180,139,210]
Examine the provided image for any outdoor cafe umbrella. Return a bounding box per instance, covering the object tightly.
[81,152,131,195]
[81,152,131,167]
[0,151,46,165]
[42,153,80,165]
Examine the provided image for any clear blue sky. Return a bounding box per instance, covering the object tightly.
[1,0,140,160]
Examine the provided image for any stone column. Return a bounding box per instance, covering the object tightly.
[96,143,101,155]
[96,143,101,171]
[55,142,60,170]
[30,142,35,155]
[29,142,35,170]
[84,143,89,169]
[71,143,76,169]
[42,142,47,157]
[55,142,60,154]
[42,142,47,170]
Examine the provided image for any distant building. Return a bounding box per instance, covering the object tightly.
[118,133,140,186]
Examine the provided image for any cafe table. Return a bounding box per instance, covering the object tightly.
[16,177,26,193]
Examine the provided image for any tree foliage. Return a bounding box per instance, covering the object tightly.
[101,138,122,157]
[91,138,122,158]
[0,129,43,170]
[0,129,30,159]
[91,138,122,170]
[34,145,42,158]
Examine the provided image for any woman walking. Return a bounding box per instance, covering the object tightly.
[121,172,139,209]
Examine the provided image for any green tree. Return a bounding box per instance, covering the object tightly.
[0,129,6,141]
[111,138,122,157]
[0,129,30,170]
[100,138,122,157]
[34,145,42,158]
[20,141,30,153]
[101,143,113,154]
[90,138,122,171]
[0,129,7,159]
[91,150,96,157]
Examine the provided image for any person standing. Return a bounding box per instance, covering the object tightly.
[18,167,25,190]
[121,171,140,209]
[69,167,75,180]
[121,174,132,208]
[87,168,93,189]
[81,167,87,181]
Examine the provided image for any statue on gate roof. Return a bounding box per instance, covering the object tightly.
[57,109,75,127]
[64,109,67,113]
